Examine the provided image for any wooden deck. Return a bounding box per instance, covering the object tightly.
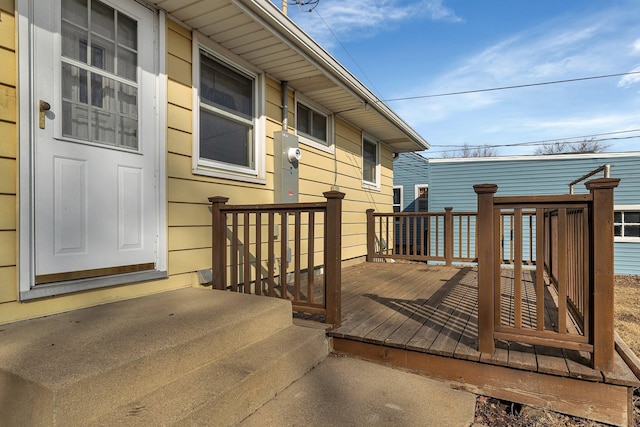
[322,262,639,426]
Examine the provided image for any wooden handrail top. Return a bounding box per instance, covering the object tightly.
[219,202,328,213]
[373,212,445,217]
[494,194,592,205]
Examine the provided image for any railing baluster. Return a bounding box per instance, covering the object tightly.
[557,208,568,334]
[268,212,275,297]
[308,211,315,303]
[294,211,301,302]
[244,212,250,294]
[280,212,288,300]
[514,208,523,328]
[536,208,545,331]
[255,212,262,296]
[231,213,238,292]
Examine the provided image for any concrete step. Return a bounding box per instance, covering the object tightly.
[0,288,304,426]
[94,325,328,426]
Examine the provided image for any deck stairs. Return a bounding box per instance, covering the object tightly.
[0,288,329,426]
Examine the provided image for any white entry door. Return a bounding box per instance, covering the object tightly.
[33,0,158,282]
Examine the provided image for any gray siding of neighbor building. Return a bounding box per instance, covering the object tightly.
[394,152,640,275]
[393,152,429,212]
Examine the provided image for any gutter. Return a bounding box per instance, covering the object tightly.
[232,0,430,151]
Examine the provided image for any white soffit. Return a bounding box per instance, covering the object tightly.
[150,0,429,152]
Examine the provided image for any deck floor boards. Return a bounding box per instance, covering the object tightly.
[325,262,639,388]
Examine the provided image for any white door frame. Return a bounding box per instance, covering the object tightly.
[17,0,167,300]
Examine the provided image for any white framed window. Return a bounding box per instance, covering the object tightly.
[193,35,265,183]
[614,206,640,242]
[415,184,428,212]
[295,95,334,153]
[393,186,403,212]
[362,134,380,190]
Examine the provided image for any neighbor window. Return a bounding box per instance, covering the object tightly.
[393,186,403,212]
[194,44,264,181]
[362,137,379,188]
[415,185,428,212]
[614,210,640,241]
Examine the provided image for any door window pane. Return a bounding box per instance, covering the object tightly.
[60,0,139,150]
[91,0,115,40]
[62,0,88,27]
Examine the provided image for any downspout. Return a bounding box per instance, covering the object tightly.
[282,80,289,131]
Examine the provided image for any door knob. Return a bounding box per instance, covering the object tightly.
[39,100,51,129]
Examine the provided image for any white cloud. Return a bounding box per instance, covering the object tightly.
[618,66,640,87]
[632,38,640,55]
[284,1,462,47]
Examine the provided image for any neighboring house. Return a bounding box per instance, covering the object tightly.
[393,151,640,274]
[0,0,429,324]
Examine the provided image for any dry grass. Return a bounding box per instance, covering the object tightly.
[615,275,640,356]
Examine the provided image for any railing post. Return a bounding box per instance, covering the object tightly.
[585,178,620,371]
[474,184,498,354]
[444,207,453,266]
[324,191,345,326]
[209,196,229,290]
[366,209,375,262]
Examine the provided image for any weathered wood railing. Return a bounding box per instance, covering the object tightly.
[475,178,620,371]
[209,191,345,326]
[366,208,477,265]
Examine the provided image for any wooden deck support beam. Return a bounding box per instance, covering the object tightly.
[324,191,345,327]
[209,196,230,290]
[366,208,375,262]
[474,184,498,354]
[586,178,620,372]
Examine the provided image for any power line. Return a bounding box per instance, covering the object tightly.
[429,128,640,149]
[382,71,640,102]
[312,9,385,101]
[427,133,640,154]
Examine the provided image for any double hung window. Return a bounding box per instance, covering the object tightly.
[362,137,379,188]
[614,209,640,241]
[295,99,332,151]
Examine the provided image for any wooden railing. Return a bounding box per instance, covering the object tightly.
[475,178,620,371]
[366,208,477,265]
[209,191,345,326]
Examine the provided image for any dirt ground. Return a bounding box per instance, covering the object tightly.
[473,274,640,427]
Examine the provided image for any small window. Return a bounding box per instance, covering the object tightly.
[615,210,640,241]
[295,97,333,152]
[362,137,379,188]
[393,186,403,212]
[415,185,428,212]
[193,41,264,182]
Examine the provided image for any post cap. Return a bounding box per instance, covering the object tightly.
[473,184,498,194]
[585,178,620,191]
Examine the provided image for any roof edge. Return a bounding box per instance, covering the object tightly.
[233,0,430,152]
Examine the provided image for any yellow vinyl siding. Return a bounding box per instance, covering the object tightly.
[0,1,17,311]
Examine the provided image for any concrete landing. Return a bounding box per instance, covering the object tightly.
[241,354,477,426]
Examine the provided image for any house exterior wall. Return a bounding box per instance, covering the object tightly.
[394,152,640,274]
[0,10,394,324]
[0,0,17,306]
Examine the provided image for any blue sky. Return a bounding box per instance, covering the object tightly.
[277,0,640,157]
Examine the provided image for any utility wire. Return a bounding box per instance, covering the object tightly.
[429,128,640,148]
[312,8,385,101]
[382,70,640,102]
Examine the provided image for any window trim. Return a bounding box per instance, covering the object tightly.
[614,205,640,243]
[294,94,334,154]
[361,133,380,190]
[192,33,266,184]
[414,184,429,212]
[393,185,403,212]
